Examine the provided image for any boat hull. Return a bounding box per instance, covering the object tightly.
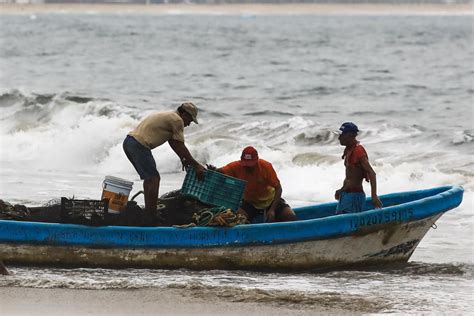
[0,214,441,271]
[0,186,463,270]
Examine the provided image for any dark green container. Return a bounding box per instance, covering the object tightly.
[181,168,246,211]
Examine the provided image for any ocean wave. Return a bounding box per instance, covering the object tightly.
[0,90,54,108]
[2,263,472,315]
[395,262,472,276]
[297,86,336,96]
[63,95,95,104]
[206,111,231,118]
[3,263,471,313]
[0,90,123,134]
[0,92,471,197]
[0,266,388,313]
[361,75,395,82]
[326,261,472,277]
[293,131,338,145]
[169,282,389,313]
[451,130,473,145]
[0,90,139,172]
[0,90,111,109]
[244,110,294,117]
[292,152,340,166]
[404,84,429,90]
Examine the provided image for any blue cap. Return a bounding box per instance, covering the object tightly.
[335,122,359,135]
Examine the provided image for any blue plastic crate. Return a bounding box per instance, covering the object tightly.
[181,168,246,211]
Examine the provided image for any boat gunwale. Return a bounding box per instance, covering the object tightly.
[0,185,464,249]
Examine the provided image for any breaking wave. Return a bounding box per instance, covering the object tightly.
[2,262,471,289]
[170,282,389,313]
[1,90,472,197]
[1,262,471,313]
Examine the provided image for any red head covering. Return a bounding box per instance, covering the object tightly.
[240,146,259,167]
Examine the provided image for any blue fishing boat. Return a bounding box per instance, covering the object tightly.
[0,186,463,271]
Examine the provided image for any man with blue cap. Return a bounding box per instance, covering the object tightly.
[334,122,383,214]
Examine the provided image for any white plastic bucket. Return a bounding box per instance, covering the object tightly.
[101,176,134,213]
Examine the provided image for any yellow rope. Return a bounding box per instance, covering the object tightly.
[193,207,249,227]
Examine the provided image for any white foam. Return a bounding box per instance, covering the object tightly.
[1,93,472,209]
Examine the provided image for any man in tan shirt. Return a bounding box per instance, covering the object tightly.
[123,102,205,214]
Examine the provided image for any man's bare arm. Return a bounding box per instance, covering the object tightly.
[266,184,282,223]
[359,156,383,208]
[168,139,205,179]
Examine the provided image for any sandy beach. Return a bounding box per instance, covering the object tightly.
[0,286,360,315]
[0,3,472,15]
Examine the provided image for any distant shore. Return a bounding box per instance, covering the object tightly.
[0,3,472,15]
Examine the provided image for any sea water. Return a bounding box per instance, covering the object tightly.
[0,11,472,313]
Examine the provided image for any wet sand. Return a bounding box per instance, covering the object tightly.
[0,286,352,315]
[0,3,472,15]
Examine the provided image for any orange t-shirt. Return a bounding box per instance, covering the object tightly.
[343,143,369,182]
[220,159,280,209]
[344,143,368,167]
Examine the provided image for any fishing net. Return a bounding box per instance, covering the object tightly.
[60,198,108,226]
[0,199,30,220]
[0,190,218,227]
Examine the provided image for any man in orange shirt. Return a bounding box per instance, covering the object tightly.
[217,146,296,223]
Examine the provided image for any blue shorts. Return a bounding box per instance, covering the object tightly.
[123,135,159,180]
[336,192,366,215]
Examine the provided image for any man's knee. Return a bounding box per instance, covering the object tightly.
[279,207,297,221]
[237,208,250,219]
[144,176,160,186]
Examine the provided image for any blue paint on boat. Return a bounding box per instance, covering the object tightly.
[0,186,463,249]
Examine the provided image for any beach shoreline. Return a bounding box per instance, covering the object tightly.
[0,3,472,15]
[0,286,353,315]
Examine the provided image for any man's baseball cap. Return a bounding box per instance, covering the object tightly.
[334,122,359,135]
[240,146,259,167]
[181,102,198,124]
